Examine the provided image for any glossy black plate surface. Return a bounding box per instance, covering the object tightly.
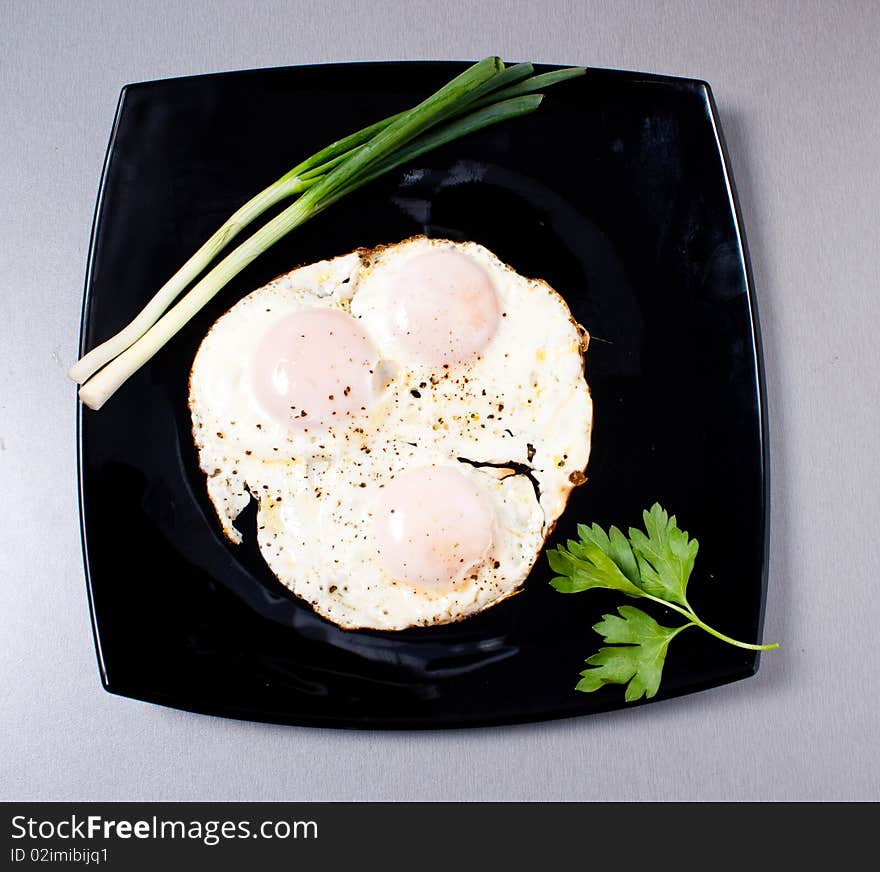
[77,62,769,728]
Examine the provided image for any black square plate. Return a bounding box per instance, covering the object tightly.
[77,61,770,728]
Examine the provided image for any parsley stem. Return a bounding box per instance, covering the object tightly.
[642,594,778,651]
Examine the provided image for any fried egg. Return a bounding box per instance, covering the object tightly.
[189,236,592,630]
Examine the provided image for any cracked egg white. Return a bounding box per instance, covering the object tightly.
[188,236,592,630]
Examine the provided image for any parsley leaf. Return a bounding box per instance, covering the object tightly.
[628,504,698,607]
[547,539,643,597]
[577,606,685,701]
[548,503,778,701]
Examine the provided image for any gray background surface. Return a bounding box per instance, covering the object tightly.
[2,0,878,801]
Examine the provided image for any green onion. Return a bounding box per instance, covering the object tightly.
[73,58,585,409]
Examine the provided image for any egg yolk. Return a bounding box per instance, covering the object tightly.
[385,249,500,366]
[251,309,379,429]
[374,466,494,591]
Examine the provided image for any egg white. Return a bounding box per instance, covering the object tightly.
[252,441,544,630]
[189,236,592,629]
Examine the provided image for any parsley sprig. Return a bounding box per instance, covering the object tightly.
[548,504,777,702]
